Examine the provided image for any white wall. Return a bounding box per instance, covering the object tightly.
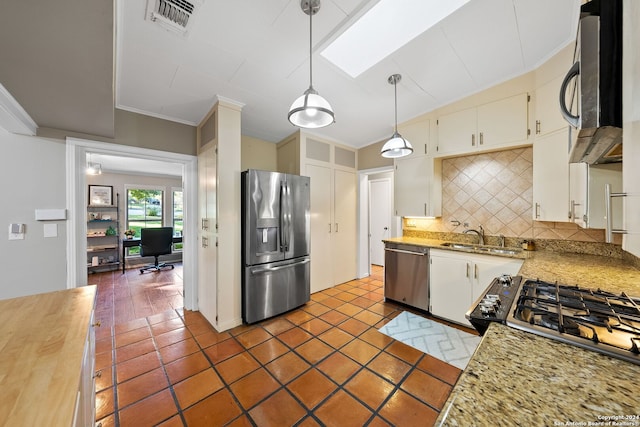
[0,130,67,298]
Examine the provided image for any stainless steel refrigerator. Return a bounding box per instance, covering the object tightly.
[241,169,310,323]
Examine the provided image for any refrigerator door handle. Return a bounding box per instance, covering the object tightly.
[282,183,290,252]
[250,258,310,274]
[279,182,287,252]
[286,183,292,251]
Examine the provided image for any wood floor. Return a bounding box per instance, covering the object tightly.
[91,264,461,426]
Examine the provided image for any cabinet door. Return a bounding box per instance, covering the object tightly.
[592,164,623,230]
[197,144,217,322]
[398,119,430,158]
[394,156,430,217]
[436,107,477,156]
[306,164,334,293]
[532,128,570,222]
[429,251,472,326]
[333,169,357,285]
[569,162,588,228]
[477,93,529,149]
[470,254,523,303]
[535,76,567,137]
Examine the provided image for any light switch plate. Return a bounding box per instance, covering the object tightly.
[9,223,25,240]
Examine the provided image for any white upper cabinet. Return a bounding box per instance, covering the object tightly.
[532,128,570,222]
[435,107,477,156]
[397,119,430,158]
[436,93,530,157]
[534,75,569,137]
[394,156,442,218]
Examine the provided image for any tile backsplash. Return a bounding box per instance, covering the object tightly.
[404,147,616,244]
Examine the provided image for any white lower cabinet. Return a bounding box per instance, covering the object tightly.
[74,306,97,427]
[429,249,523,326]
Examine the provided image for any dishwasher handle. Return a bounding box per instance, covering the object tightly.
[384,248,426,256]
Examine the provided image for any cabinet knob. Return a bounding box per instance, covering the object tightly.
[94,370,102,378]
[92,320,101,328]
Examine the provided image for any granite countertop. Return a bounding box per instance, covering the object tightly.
[383,236,640,425]
[383,236,640,295]
[437,323,640,426]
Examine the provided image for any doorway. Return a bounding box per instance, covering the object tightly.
[369,178,392,266]
[357,167,399,278]
[66,137,198,310]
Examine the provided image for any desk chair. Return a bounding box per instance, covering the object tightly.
[139,227,175,273]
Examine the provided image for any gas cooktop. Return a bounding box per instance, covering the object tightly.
[467,276,640,366]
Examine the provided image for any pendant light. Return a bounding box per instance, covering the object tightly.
[381,74,413,158]
[288,0,335,129]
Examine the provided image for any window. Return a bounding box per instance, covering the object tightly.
[172,189,183,251]
[126,188,164,255]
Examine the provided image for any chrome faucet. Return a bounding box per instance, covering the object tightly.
[499,234,505,247]
[463,225,485,245]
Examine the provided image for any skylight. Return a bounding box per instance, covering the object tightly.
[321,0,470,78]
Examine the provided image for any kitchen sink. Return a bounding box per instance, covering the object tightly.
[440,242,476,250]
[440,242,522,256]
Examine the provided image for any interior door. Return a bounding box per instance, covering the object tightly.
[369,179,391,266]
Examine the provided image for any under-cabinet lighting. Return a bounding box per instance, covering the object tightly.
[321,0,469,78]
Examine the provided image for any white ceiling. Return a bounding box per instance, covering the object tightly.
[116,0,580,148]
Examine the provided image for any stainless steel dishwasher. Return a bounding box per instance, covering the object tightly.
[384,242,429,311]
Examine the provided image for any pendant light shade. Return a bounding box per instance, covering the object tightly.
[381,74,413,158]
[288,0,335,128]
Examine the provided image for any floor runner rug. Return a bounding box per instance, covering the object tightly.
[378,311,481,369]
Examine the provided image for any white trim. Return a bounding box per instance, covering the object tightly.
[0,83,38,135]
[115,104,198,126]
[66,137,199,310]
[356,166,396,279]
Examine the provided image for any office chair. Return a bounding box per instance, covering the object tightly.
[139,227,175,273]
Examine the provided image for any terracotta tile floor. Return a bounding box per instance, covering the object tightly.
[92,265,464,426]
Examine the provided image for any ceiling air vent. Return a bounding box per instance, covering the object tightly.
[145,0,202,36]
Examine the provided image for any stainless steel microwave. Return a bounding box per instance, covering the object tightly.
[560,0,622,164]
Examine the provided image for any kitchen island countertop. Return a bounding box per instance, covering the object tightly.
[0,286,97,426]
[437,322,640,426]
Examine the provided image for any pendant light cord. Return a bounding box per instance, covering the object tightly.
[394,79,398,133]
[309,6,313,88]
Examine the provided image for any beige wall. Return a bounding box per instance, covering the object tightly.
[357,140,393,170]
[37,109,198,156]
[241,135,277,172]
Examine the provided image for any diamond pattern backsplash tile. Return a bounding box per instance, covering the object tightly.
[406,147,610,243]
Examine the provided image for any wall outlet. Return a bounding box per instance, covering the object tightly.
[406,220,417,227]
